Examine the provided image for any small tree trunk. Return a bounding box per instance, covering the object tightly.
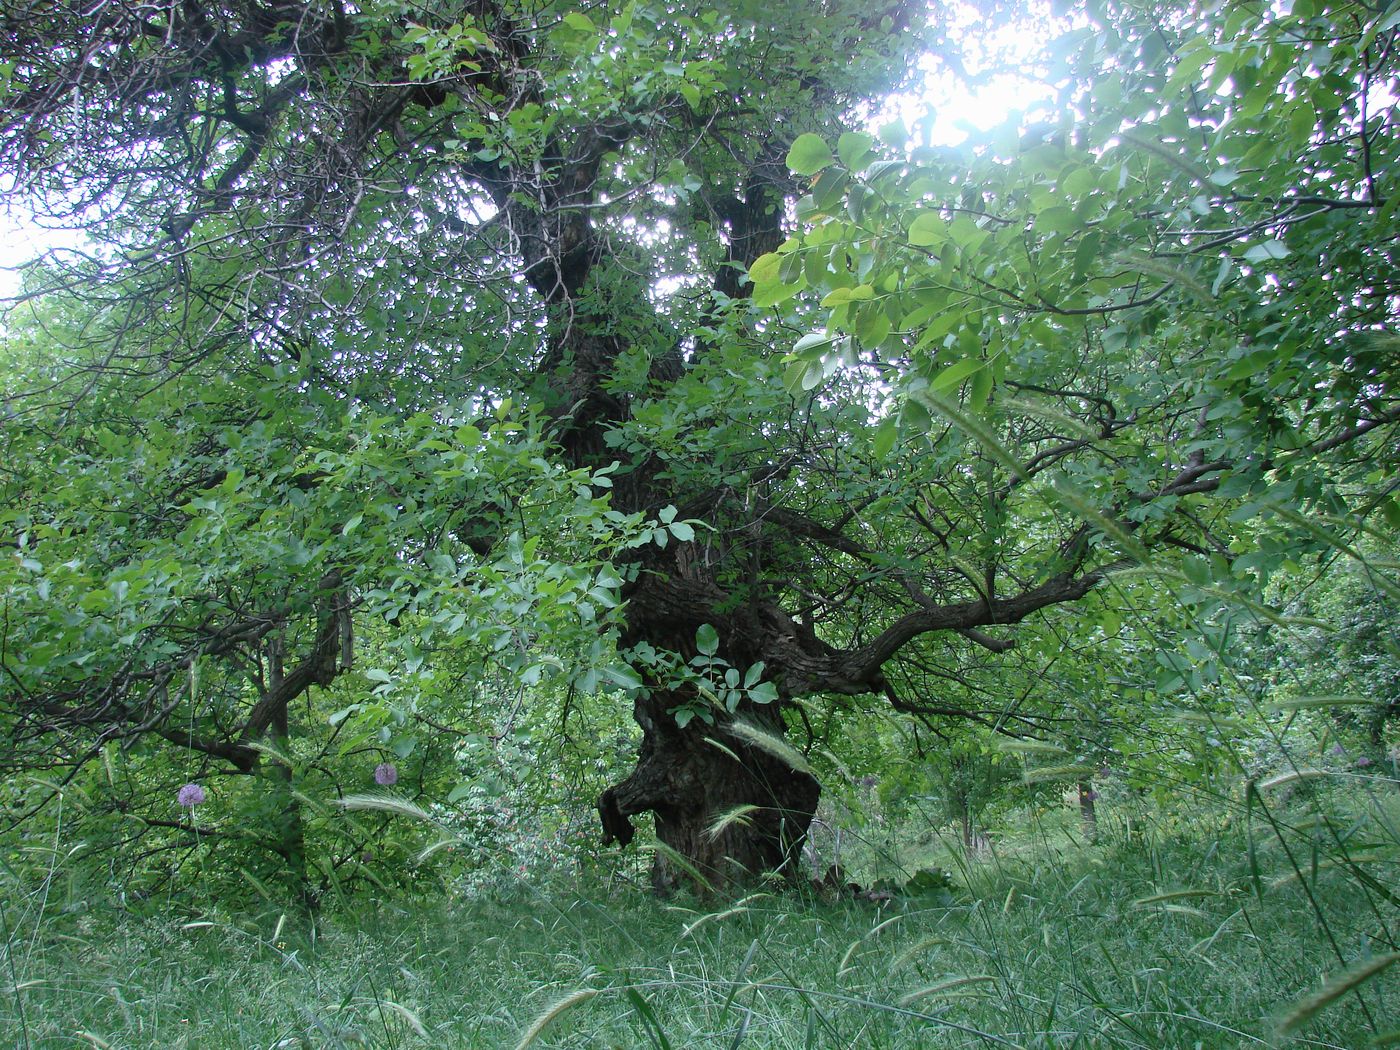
[266,644,316,914]
[266,732,314,913]
[1078,780,1098,840]
[949,783,984,854]
[599,692,819,894]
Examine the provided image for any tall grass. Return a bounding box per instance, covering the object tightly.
[3,794,1394,1048]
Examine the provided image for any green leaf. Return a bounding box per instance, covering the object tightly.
[793,331,834,354]
[1034,206,1080,236]
[1243,239,1289,263]
[930,356,983,392]
[907,211,948,247]
[786,133,834,176]
[836,131,875,171]
[1072,229,1102,283]
[751,279,804,308]
[748,251,782,286]
[561,12,596,32]
[853,303,891,346]
[696,623,719,656]
[1211,255,1234,295]
[877,119,908,149]
[601,663,644,691]
[820,285,873,307]
[871,417,898,459]
[783,359,811,395]
[748,681,778,704]
[968,365,993,408]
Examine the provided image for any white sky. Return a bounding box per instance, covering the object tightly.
[0,210,58,300]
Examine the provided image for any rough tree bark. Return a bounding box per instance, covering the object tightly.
[599,692,820,893]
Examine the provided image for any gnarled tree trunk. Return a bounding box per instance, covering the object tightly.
[600,689,819,893]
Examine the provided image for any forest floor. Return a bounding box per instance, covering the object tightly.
[3,799,1397,1049]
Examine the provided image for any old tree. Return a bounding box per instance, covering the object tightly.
[2,0,1396,895]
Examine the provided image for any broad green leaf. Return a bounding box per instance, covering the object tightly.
[820,285,874,307]
[748,251,782,286]
[837,131,875,171]
[871,417,898,459]
[877,118,908,148]
[1243,239,1289,263]
[696,623,719,656]
[930,356,983,392]
[786,133,834,176]
[751,279,805,308]
[793,331,834,354]
[907,211,948,247]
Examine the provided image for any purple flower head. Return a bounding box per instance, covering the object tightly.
[374,762,398,786]
[1331,743,1347,756]
[1356,755,1373,768]
[177,783,206,808]
[1082,789,1100,802]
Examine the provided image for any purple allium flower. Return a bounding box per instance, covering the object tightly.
[1356,755,1373,768]
[374,762,398,786]
[1332,743,1347,756]
[177,783,206,808]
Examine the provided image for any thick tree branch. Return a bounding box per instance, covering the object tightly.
[7,572,351,774]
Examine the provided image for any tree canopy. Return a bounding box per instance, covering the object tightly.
[1,0,1396,899]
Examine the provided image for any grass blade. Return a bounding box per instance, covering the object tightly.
[899,975,997,1006]
[1276,953,1400,1036]
[514,988,599,1050]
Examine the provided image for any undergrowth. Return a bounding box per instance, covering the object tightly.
[3,801,1395,1049]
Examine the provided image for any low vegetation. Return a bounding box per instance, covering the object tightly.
[5,783,1396,1048]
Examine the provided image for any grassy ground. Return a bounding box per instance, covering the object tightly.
[4,805,1396,1050]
